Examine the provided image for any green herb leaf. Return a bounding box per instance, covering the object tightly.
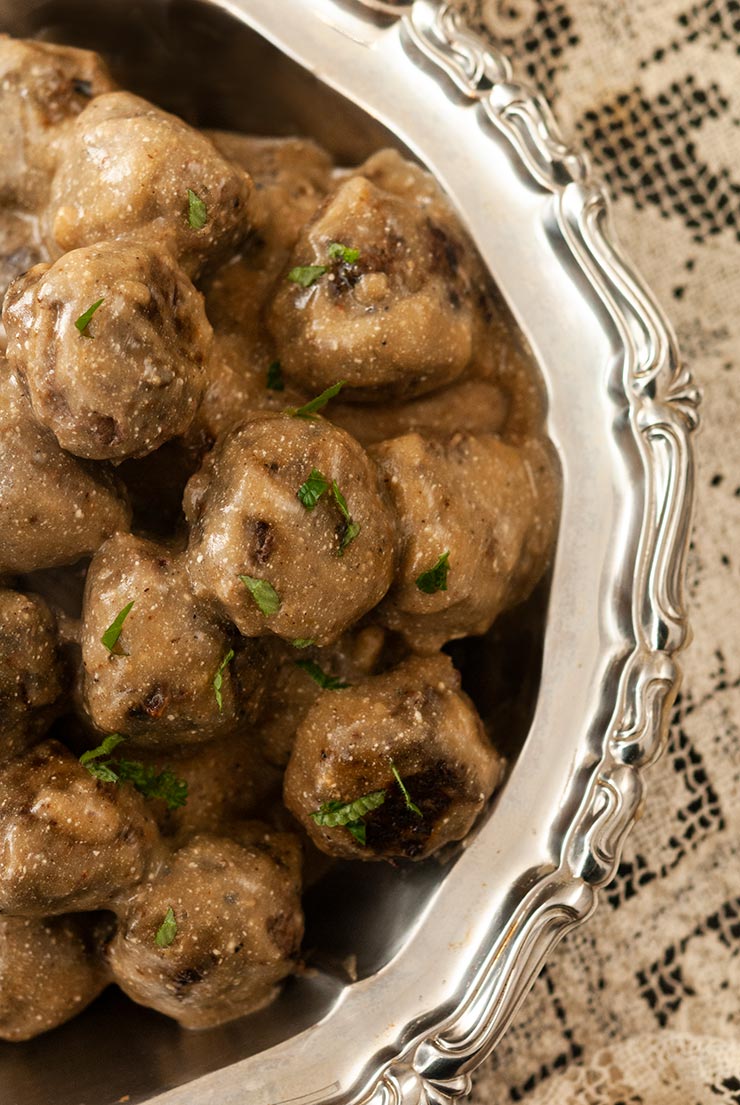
[415,551,450,594]
[101,601,134,654]
[332,481,361,555]
[239,575,281,617]
[291,638,315,649]
[310,790,386,829]
[79,737,188,810]
[295,659,351,691]
[75,297,104,337]
[390,761,422,817]
[187,188,207,230]
[328,242,360,264]
[346,820,366,845]
[288,380,346,420]
[155,907,177,948]
[213,648,235,712]
[297,469,330,511]
[288,264,327,288]
[267,361,285,391]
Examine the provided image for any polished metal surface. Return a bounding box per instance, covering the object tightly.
[0,2,699,1104]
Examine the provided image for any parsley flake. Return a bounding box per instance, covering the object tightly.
[328,242,360,264]
[75,297,104,337]
[213,648,235,712]
[101,601,134,654]
[295,659,351,690]
[390,761,422,817]
[288,264,327,288]
[187,188,207,230]
[332,481,361,554]
[155,907,177,948]
[415,551,450,594]
[310,789,386,846]
[288,381,346,420]
[79,736,188,810]
[297,469,330,511]
[292,638,315,649]
[267,361,285,391]
[239,575,281,617]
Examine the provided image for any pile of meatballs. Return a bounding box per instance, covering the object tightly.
[0,36,558,1041]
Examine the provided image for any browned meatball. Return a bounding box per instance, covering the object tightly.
[0,589,66,762]
[370,433,559,652]
[267,166,479,401]
[208,132,333,261]
[185,413,397,646]
[0,369,131,575]
[46,91,252,275]
[0,913,111,1041]
[3,239,212,460]
[81,533,268,749]
[0,36,115,211]
[284,654,503,861]
[107,826,303,1028]
[0,741,159,916]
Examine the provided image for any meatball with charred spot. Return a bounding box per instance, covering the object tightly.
[81,533,269,749]
[0,740,160,917]
[0,589,67,763]
[47,91,252,275]
[0,369,131,575]
[185,413,397,646]
[0,912,111,1041]
[107,826,303,1029]
[268,172,478,401]
[0,36,115,211]
[3,239,212,461]
[284,654,503,861]
[370,433,559,653]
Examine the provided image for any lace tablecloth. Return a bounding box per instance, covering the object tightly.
[453,2,740,1102]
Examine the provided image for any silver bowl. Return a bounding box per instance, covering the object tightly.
[0,2,699,1103]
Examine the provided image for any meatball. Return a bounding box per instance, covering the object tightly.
[0,741,159,916]
[370,433,559,652]
[46,91,252,275]
[328,377,508,448]
[0,36,115,211]
[185,413,397,645]
[267,170,479,400]
[0,210,46,318]
[0,369,131,575]
[81,533,268,748]
[208,132,333,261]
[284,654,503,861]
[3,239,212,461]
[107,826,303,1028]
[0,913,110,1041]
[0,589,66,763]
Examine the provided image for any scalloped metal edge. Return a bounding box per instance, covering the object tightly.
[342,1,701,1101]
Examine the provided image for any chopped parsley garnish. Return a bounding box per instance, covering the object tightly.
[101,601,134,654]
[267,361,285,391]
[292,638,315,649]
[239,575,281,617]
[328,241,360,264]
[213,648,235,711]
[332,481,361,554]
[288,380,346,420]
[287,264,327,288]
[310,789,386,846]
[295,659,351,690]
[80,736,188,810]
[415,551,451,594]
[75,297,104,337]
[390,761,422,817]
[297,469,330,511]
[187,188,207,230]
[155,907,177,948]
